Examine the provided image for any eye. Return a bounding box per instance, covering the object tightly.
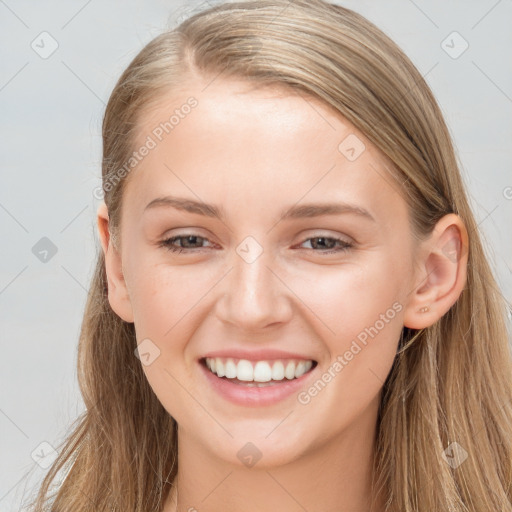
[158,234,353,255]
[159,234,213,253]
[298,236,353,255]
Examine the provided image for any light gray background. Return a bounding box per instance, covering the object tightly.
[1,0,511,510]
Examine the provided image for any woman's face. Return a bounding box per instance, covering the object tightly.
[105,77,421,466]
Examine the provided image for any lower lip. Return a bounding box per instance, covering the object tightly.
[199,360,317,407]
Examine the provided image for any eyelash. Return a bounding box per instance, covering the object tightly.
[159,234,353,255]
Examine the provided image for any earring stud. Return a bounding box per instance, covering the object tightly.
[419,306,429,313]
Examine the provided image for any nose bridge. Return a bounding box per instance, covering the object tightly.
[216,237,291,328]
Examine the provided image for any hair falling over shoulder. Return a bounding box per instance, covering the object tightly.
[25,1,512,510]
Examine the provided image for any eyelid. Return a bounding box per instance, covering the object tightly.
[292,229,355,247]
[159,233,215,251]
[159,230,351,244]
[159,230,354,255]
[296,229,354,242]
[294,235,353,254]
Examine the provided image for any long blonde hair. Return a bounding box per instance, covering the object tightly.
[26,1,512,510]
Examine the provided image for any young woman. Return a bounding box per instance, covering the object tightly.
[28,0,512,510]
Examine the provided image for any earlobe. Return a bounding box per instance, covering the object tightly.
[403,214,468,329]
[96,202,134,323]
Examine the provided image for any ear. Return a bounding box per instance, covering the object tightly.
[96,201,134,323]
[403,213,469,329]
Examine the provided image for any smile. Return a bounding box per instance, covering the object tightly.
[204,357,315,383]
[199,357,318,406]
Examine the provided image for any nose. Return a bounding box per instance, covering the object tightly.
[214,244,293,331]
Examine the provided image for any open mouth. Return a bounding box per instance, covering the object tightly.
[200,357,318,387]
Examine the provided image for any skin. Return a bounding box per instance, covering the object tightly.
[97,77,468,512]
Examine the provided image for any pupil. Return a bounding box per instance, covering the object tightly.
[185,236,198,247]
[314,237,333,249]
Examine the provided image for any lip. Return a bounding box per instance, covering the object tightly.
[200,348,316,362]
[199,358,318,407]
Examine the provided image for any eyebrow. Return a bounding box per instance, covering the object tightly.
[143,196,375,222]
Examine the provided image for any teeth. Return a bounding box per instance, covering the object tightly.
[271,361,285,380]
[204,357,314,382]
[237,359,254,381]
[285,361,296,379]
[254,361,272,382]
[225,359,237,379]
[216,359,225,377]
[295,360,306,378]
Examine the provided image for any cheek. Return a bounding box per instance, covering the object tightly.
[127,263,214,420]
[128,262,207,341]
[291,256,405,344]
[292,254,404,384]
[292,262,403,427]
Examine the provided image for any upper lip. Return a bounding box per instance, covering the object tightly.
[201,349,317,362]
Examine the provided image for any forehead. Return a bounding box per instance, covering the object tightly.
[123,77,404,223]
[135,78,352,158]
